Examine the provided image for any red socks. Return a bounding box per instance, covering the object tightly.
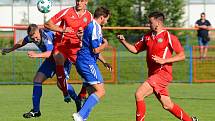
[168,104,192,121]
[56,65,68,96]
[78,86,87,99]
[136,100,146,121]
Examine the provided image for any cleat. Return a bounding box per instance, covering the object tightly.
[23,109,41,118]
[64,95,71,103]
[191,117,199,121]
[72,113,83,121]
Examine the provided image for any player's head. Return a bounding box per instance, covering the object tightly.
[75,0,88,11]
[94,7,111,25]
[148,12,165,31]
[200,12,206,20]
[27,24,41,42]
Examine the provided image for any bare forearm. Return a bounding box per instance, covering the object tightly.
[93,43,108,54]
[31,51,52,58]
[44,20,64,33]
[120,39,138,54]
[98,54,106,64]
[165,52,185,63]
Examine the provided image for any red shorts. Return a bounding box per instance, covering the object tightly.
[53,39,81,63]
[146,71,172,96]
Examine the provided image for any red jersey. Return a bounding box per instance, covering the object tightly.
[50,7,92,45]
[134,30,184,79]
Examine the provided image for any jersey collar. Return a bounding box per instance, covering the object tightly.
[151,29,166,39]
[74,7,86,18]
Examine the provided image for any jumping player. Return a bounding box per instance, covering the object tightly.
[72,7,111,121]
[1,24,80,118]
[117,12,199,121]
[44,0,92,103]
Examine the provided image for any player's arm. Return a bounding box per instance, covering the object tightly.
[1,39,27,55]
[44,20,69,33]
[44,8,71,33]
[27,51,52,58]
[98,53,112,72]
[117,34,138,54]
[93,38,108,54]
[152,35,185,65]
[28,40,53,58]
[152,51,185,65]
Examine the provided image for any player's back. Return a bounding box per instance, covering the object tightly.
[77,20,103,64]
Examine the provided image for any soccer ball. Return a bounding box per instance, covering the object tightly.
[37,0,52,13]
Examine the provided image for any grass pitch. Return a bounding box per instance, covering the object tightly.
[0,83,214,121]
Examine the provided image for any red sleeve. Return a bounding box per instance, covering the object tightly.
[170,35,184,53]
[50,8,70,24]
[134,36,146,53]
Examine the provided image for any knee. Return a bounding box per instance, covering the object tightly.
[33,78,43,83]
[96,89,105,98]
[135,90,144,100]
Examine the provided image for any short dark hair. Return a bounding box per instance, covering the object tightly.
[201,12,205,16]
[27,24,39,35]
[148,12,165,22]
[94,7,111,19]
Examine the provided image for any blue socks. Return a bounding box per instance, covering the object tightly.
[67,84,78,101]
[79,93,99,120]
[32,82,42,112]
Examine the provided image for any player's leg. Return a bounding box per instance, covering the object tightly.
[73,63,104,121]
[78,82,89,103]
[63,59,82,111]
[135,81,153,121]
[156,93,194,121]
[54,52,70,102]
[23,72,47,118]
[75,83,104,121]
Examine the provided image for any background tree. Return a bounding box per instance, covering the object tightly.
[142,0,185,27]
[87,0,185,46]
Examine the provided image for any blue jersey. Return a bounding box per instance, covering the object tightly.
[24,29,55,52]
[77,20,103,64]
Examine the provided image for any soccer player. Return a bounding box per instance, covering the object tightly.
[44,0,92,103]
[1,24,80,118]
[72,7,111,121]
[117,12,199,121]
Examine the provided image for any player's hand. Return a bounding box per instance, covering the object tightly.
[152,55,166,65]
[103,63,112,72]
[27,51,37,58]
[103,38,108,47]
[62,27,73,33]
[116,34,125,42]
[77,27,84,40]
[1,48,11,55]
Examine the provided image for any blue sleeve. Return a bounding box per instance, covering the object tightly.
[45,32,54,51]
[23,35,31,43]
[90,26,100,49]
[45,44,53,51]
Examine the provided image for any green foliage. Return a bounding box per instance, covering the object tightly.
[87,0,186,46]
[143,0,185,27]
[0,38,13,48]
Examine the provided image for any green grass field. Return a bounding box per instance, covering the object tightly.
[0,83,214,121]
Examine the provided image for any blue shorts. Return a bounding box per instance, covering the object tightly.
[198,36,208,46]
[76,60,103,85]
[38,58,72,79]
